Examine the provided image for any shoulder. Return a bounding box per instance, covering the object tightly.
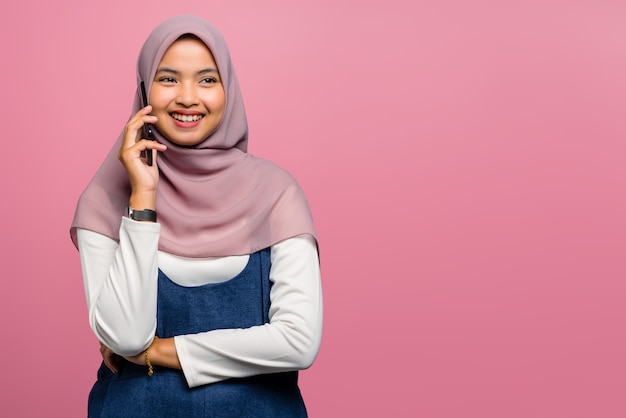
[247,155,297,181]
[244,154,304,193]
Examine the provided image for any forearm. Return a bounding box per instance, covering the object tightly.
[175,235,322,387]
[175,319,321,386]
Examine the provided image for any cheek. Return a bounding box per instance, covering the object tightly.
[149,87,170,111]
[207,87,226,112]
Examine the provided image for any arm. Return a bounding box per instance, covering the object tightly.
[78,104,167,356]
[77,220,160,356]
[171,234,322,388]
[80,229,322,382]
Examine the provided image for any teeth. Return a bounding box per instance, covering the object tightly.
[172,113,203,122]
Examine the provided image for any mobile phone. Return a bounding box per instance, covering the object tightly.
[140,81,156,166]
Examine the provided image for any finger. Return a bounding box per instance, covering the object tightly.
[105,352,120,373]
[119,139,167,167]
[121,106,158,150]
[136,138,168,152]
[104,356,119,373]
[100,343,119,373]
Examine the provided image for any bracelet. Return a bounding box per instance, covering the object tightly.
[145,343,154,377]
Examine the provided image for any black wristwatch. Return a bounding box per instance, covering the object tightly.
[126,206,157,222]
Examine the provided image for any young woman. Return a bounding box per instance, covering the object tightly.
[71,15,322,417]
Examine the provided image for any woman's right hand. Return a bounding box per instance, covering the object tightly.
[100,343,121,373]
[117,105,167,209]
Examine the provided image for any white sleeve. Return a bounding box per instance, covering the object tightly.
[77,218,160,356]
[174,234,323,388]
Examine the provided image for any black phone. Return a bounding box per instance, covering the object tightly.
[140,81,156,166]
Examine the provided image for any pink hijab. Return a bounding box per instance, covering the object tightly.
[71,15,316,257]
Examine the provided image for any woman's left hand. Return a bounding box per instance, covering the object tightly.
[122,336,182,370]
[123,337,159,366]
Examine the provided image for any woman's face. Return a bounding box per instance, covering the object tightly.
[149,37,226,147]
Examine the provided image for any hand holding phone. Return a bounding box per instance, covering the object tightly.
[140,81,156,166]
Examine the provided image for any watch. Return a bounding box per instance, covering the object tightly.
[126,206,157,222]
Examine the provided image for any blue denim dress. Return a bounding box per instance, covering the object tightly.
[87,248,307,417]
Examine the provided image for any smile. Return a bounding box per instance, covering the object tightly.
[171,113,204,122]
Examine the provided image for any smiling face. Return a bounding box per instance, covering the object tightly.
[149,36,226,147]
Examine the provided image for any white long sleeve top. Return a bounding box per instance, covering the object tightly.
[77,217,322,388]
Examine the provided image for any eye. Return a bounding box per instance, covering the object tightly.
[200,77,218,84]
[158,76,177,83]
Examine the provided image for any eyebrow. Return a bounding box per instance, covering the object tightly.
[155,67,219,76]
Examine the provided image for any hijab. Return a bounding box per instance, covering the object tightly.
[71,15,316,257]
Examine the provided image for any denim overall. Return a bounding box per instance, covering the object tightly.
[87,248,307,417]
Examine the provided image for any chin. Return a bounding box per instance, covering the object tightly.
[171,138,204,147]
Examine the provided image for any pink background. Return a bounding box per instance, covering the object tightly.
[1,1,624,416]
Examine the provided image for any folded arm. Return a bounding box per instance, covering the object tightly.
[78,223,322,387]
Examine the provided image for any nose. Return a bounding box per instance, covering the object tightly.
[175,82,198,107]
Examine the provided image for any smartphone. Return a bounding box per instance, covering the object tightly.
[140,81,156,166]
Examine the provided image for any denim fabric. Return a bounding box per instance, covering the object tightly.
[88,248,307,417]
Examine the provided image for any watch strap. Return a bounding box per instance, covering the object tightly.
[127,207,157,222]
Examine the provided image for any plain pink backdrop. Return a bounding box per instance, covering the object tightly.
[1,1,624,417]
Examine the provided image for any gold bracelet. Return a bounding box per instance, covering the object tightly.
[145,343,154,377]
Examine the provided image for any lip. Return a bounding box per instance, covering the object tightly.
[170,110,205,128]
[171,110,203,115]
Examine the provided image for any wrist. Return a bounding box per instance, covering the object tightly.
[145,341,154,376]
[126,206,157,222]
[129,192,156,211]
[151,337,181,370]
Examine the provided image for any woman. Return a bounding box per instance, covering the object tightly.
[71,15,322,417]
